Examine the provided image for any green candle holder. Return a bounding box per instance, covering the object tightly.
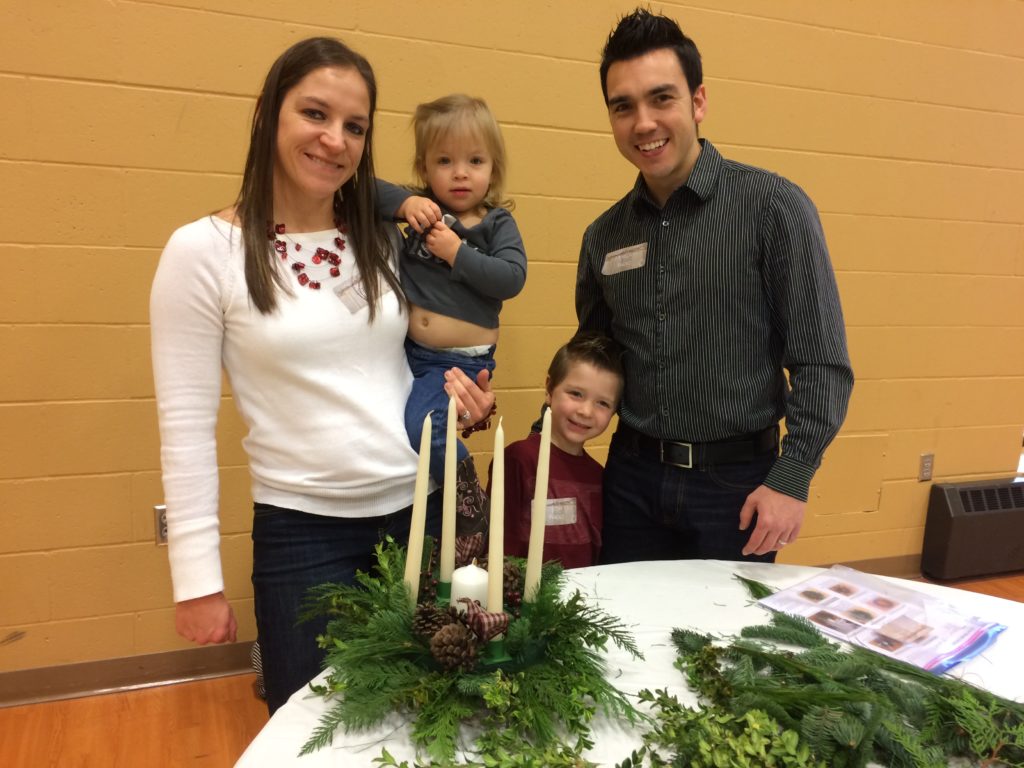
[436,580,451,604]
[482,636,512,666]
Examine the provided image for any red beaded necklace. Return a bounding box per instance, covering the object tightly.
[267,222,348,290]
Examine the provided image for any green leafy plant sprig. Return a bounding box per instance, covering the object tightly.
[618,689,825,768]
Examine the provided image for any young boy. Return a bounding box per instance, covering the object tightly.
[493,333,624,569]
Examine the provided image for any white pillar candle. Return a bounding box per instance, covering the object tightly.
[487,418,504,612]
[450,560,489,613]
[439,396,457,584]
[524,407,551,602]
[403,412,432,608]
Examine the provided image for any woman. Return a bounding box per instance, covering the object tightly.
[150,37,493,714]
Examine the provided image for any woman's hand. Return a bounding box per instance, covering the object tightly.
[396,195,441,233]
[444,368,495,429]
[175,591,238,645]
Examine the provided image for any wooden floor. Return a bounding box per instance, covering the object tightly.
[919,569,1024,602]
[1,571,1021,768]
[0,673,269,768]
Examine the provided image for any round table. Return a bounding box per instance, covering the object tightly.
[235,560,1023,766]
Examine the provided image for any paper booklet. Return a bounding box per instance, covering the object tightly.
[758,565,1007,674]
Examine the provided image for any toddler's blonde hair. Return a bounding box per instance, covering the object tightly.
[412,94,513,211]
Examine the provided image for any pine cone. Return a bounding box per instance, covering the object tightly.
[430,622,478,672]
[412,603,458,640]
[501,561,520,610]
[417,542,440,603]
[503,560,523,595]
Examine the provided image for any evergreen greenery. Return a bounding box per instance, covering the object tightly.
[298,538,643,762]
[296,562,1023,767]
[664,577,1024,768]
[373,744,597,767]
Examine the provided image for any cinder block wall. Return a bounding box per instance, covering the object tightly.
[2,1,1022,673]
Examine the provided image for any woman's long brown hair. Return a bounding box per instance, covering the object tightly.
[235,37,402,318]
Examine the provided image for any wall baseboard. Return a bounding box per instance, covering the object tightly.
[0,642,254,708]
[821,553,923,580]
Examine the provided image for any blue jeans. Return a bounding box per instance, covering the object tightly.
[600,432,777,564]
[251,494,441,714]
[404,338,496,484]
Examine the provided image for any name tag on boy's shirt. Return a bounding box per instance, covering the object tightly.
[601,243,647,275]
[546,497,578,526]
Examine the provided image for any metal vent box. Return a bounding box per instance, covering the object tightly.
[921,477,1024,580]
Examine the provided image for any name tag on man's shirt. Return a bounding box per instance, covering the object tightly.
[546,497,578,526]
[601,243,647,275]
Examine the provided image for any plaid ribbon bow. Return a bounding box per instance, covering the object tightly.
[455,532,485,566]
[459,597,509,643]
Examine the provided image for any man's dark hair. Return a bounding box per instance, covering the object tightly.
[599,7,703,103]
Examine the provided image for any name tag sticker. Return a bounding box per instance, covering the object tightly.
[546,497,578,526]
[601,243,648,275]
[334,277,393,313]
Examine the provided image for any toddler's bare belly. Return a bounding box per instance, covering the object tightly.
[408,305,498,348]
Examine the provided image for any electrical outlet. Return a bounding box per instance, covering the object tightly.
[154,504,168,545]
[918,453,934,482]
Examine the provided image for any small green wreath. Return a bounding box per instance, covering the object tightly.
[298,538,643,763]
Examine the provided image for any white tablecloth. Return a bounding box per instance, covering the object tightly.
[236,560,1023,766]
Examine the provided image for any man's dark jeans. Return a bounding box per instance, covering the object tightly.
[600,433,777,564]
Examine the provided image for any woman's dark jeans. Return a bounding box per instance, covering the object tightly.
[251,494,441,714]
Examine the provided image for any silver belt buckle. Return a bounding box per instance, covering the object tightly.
[660,440,693,469]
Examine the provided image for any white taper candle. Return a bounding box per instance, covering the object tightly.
[403,412,432,608]
[486,418,505,612]
[524,407,552,602]
[440,395,457,583]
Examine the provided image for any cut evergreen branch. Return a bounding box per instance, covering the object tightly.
[663,578,1024,768]
[373,743,599,767]
[734,573,777,600]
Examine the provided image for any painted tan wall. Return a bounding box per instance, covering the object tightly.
[2,0,1022,673]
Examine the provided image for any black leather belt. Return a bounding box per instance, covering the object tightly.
[614,423,779,470]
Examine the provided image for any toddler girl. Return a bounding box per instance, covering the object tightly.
[381,94,527,560]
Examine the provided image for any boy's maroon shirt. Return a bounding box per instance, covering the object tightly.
[489,431,604,569]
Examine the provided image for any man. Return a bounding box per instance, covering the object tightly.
[576,8,854,563]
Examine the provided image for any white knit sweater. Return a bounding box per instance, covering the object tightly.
[150,216,419,601]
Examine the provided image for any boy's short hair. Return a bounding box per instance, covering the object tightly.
[599,7,703,102]
[411,93,512,210]
[547,332,625,398]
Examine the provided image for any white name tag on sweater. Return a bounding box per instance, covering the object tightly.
[601,243,647,275]
[334,277,393,313]
[546,497,578,526]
